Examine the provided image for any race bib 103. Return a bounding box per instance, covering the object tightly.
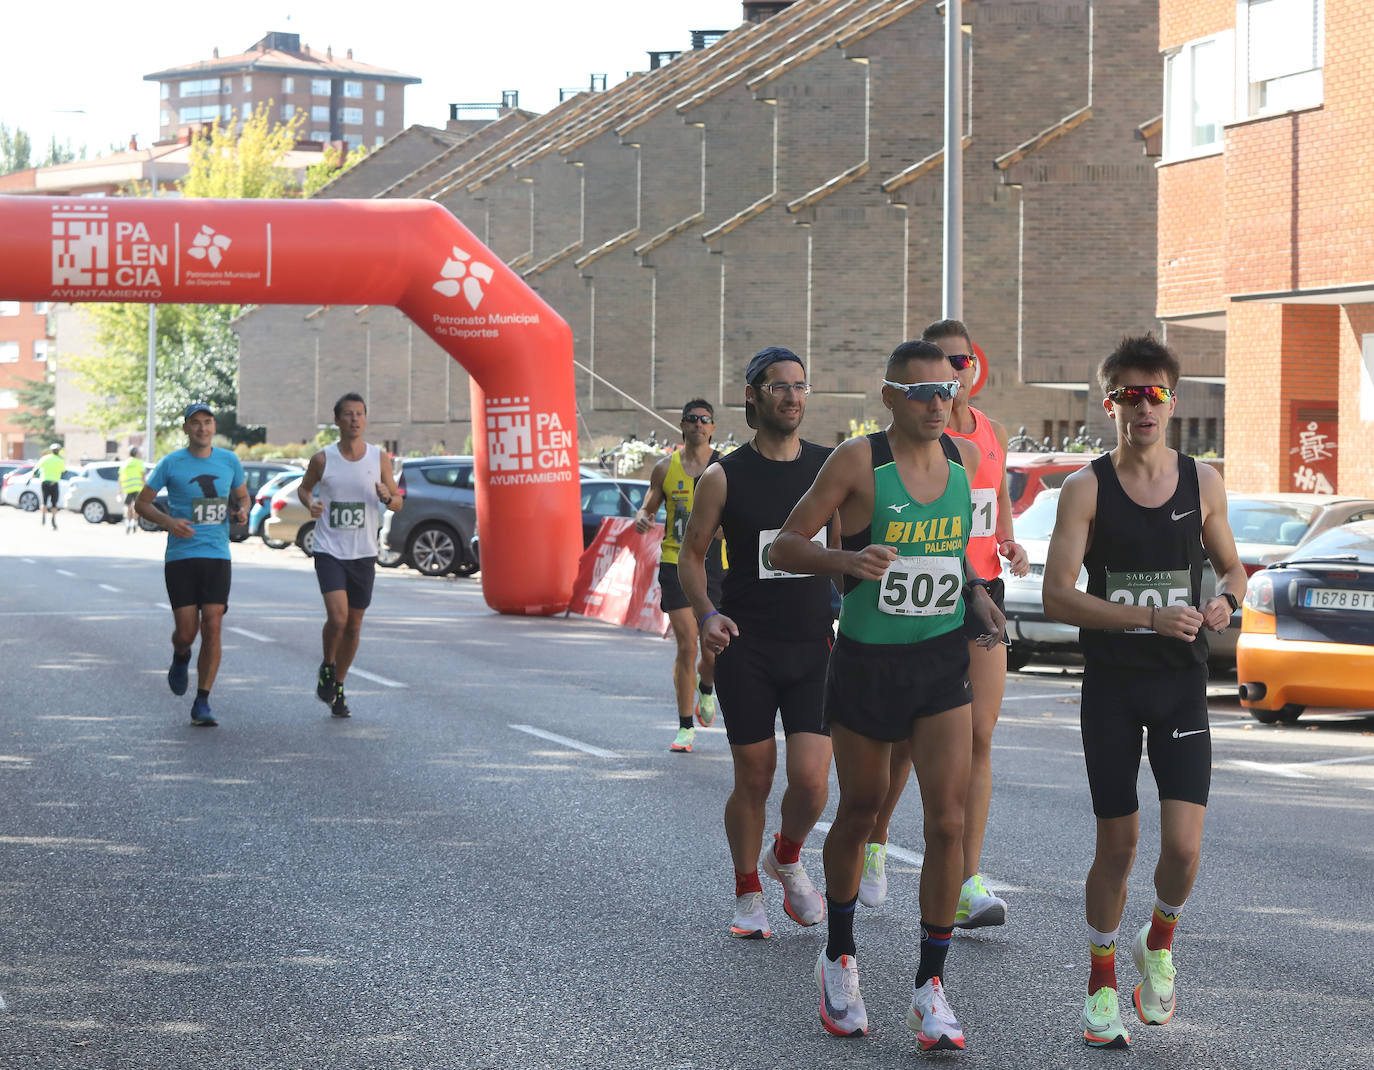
[329,501,366,530]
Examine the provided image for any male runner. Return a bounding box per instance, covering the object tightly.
[1042,335,1244,1048]
[298,393,401,719]
[119,447,146,534]
[859,320,1029,929]
[136,403,249,727]
[33,443,65,530]
[771,340,1004,1049]
[633,399,726,753]
[679,347,833,942]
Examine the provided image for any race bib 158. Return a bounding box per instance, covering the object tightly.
[191,496,227,525]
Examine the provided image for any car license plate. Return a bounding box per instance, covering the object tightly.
[1303,588,1374,612]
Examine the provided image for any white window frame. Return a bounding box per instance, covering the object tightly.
[0,341,19,363]
[311,78,331,96]
[242,102,252,119]
[375,84,385,102]
[374,135,386,148]
[161,109,171,128]
[0,389,17,409]
[34,339,51,362]
[33,302,50,314]
[310,130,329,143]
[311,105,330,123]
[243,74,253,93]
[283,76,295,94]
[375,109,385,126]
[1236,0,1324,119]
[343,81,363,98]
[1162,30,1235,162]
[160,83,169,100]
[0,301,19,316]
[1362,334,1374,422]
[340,107,363,126]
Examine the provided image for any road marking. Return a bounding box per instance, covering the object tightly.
[227,626,273,643]
[1001,693,1077,702]
[348,668,407,688]
[812,820,1021,892]
[1227,760,1312,779]
[56,569,76,577]
[21,557,35,563]
[156,602,171,610]
[509,724,620,759]
[1298,753,1374,768]
[99,583,121,593]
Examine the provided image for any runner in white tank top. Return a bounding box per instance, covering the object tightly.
[297,393,402,718]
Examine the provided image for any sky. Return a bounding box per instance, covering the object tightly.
[1,0,747,160]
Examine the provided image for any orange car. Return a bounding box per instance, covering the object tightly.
[1005,452,1094,516]
[1237,520,1374,724]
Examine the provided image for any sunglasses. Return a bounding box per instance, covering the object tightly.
[883,379,961,402]
[681,414,714,425]
[1106,385,1175,406]
[945,353,976,370]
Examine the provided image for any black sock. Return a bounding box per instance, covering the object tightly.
[679,715,693,730]
[173,650,192,664]
[195,689,210,704]
[698,681,713,695]
[825,893,859,961]
[915,919,953,988]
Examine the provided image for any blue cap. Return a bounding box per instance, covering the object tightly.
[184,402,213,420]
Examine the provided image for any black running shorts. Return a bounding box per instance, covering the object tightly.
[41,481,59,507]
[714,631,831,746]
[314,552,377,610]
[959,577,1006,640]
[824,628,972,742]
[1080,659,1211,819]
[124,492,139,506]
[658,559,723,614]
[164,558,231,610]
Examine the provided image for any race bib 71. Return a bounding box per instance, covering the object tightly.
[970,488,996,539]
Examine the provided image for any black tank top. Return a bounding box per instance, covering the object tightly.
[718,440,834,641]
[1081,451,1208,668]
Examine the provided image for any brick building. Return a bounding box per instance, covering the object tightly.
[238,1,1202,458]
[1157,0,1373,494]
[144,31,420,151]
[0,302,53,459]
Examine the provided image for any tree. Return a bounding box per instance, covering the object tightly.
[303,142,369,197]
[11,374,56,442]
[41,136,79,166]
[179,103,304,199]
[1,123,32,174]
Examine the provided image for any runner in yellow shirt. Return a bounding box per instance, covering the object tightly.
[119,448,147,534]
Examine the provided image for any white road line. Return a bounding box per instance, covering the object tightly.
[226,626,273,643]
[1229,753,1374,779]
[156,602,171,610]
[1297,753,1374,768]
[98,583,121,593]
[509,724,620,759]
[812,820,1020,892]
[56,569,76,577]
[347,668,407,689]
[1227,760,1312,779]
[21,557,35,563]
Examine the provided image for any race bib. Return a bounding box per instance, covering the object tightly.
[1106,568,1191,634]
[970,488,996,539]
[191,496,227,525]
[878,556,963,617]
[671,506,690,545]
[329,500,366,530]
[758,527,825,580]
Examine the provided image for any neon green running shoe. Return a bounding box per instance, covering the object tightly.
[670,725,695,753]
[1082,987,1130,1048]
[695,677,717,727]
[858,842,887,908]
[1131,923,1177,1025]
[954,873,1007,928]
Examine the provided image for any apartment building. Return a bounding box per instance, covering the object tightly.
[0,302,53,459]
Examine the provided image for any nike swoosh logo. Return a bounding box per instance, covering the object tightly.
[1172,728,1207,738]
[1171,510,1195,521]
[889,503,912,514]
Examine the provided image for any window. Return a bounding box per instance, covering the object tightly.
[422,464,474,488]
[375,109,385,126]
[180,104,232,124]
[34,340,51,362]
[281,103,297,122]
[0,301,18,316]
[1163,32,1234,159]
[33,302,50,314]
[0,390,16,409]
[179,78,227,97]
[375,84,385,102]
[1362,333,1374,421]
[0,342,18,363]
[343,80,363,98]
[98,465,119,480]
[344,135,362,151]
[1242,0,1324,115]
[243,74,253,93]
[311,104,330,123]
[311,78,331,96]
[242,102,252,119]
[310,130,329,142]
[374,135,385,148]
[161,110,171,128]
[283,76,295,94]
[340,107,363,126]
[160,83,169,100]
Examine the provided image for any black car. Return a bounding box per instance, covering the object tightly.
[140,460,296,540]
[380,456,478,576]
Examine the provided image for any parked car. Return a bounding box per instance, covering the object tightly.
[1005,452,1095,516]
[251,470,303,547]
[379,455,477,576]
[262,480,315,555]
[61,462,125,524]
[1237,520,1374,724]
[0,460,29,490]
[3,466,75,510]
[1225,493,1374,575]
[140,460,295,540]
[1,463,35,505]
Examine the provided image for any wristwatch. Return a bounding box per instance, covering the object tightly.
[964,577,992,595]
[1221,592,1239,613]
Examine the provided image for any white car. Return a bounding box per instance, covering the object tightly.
[61,462,126,524]
[2,466,75,510]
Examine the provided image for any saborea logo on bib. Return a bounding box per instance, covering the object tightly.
[191,497,228,524]
[329,501,366,530]
[1106,568,1192,634]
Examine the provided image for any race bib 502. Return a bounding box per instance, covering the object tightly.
[878,556,963,617]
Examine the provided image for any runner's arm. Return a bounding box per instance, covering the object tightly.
[377,453,402,512]
[632,455,670,534]
[772,438,892,581]
[134,485,192,538]
[231,481,250,526]
[1042,467,1148,631]
[679,464,738,651]
[1198,462,1246,631]
[297,451,326,518]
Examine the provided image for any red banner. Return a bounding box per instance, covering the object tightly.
[567,518,671,635]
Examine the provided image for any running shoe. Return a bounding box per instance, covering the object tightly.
[1131,923,1177,1025]
[669,725,695,753]
[858,842,888,908]
[761,836,824,926]
[331,685,351,719]
[695,679,717,728]
[729,892,771,939]
[167,655,190,696]
[954,873,1007,929]
[907,976,965,1051]
[815,950,868,1037]
[316,662,336,704]
[190,697,217,727]
[1082,986,1131,1048]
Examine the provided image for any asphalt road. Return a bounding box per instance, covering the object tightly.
[2,504,1372,1069]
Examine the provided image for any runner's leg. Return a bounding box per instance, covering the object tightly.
[726,738,776,875]
[666,606,699,723]
[334,607,366,683]
[321,588,349,667]
[171,606,199,658]
[779,732,831,843]
[1086,813,1138,934]
[823,724,892,902]
[908,704,971,926]
[963,639,1007,877]
[1154,799,1204,911]
[869,739,911,846]
[196,605,225,692]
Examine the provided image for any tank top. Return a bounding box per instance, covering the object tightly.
[312,442,382,561]
[945,405,1003,581]
[838,433,970,645]
[717,440,833,641]
[1081,451,1208,668]
[660,447,723,571]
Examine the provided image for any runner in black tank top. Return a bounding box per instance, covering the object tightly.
[678,346,835,951]
[1042,336,1246,1049]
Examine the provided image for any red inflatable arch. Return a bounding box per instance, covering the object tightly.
[0,197,580,616]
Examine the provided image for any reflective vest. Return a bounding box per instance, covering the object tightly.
[119,456,146,494]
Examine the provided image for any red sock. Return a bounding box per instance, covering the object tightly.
[1088,944,1117,994]
[773,832,803,866]
[735,870,762,897]
[1147,902,1181,951]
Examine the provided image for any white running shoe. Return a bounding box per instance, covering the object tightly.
[1082,986,1131,1048]
[907,976,965,1051]
[1131,923,1177,1025]
[858,842,887,908]
[815,950,868,1037]
[954,873,1007,929]
[761,837,825,926]
[729,892,771,939]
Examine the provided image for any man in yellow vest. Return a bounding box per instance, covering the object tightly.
[33,443,66,531]
[119,447,147,534]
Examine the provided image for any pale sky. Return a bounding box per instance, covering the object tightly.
[1,0,747,160]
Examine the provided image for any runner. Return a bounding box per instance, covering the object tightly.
[859,320,1030,929]
[297,392,401,719]
[632,399,726,753]
[770,340,1004,1049]
[135,403,249,728]
[33,443,64,530]
[678,346,833,943]
[1041,334,1244,1048]
[119,447,146,534]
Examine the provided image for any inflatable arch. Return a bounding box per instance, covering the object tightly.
[0,197,580,616]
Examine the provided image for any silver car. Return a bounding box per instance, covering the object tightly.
[62,462,126,524]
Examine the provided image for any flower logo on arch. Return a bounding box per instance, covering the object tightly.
[187,224,232,268]
[434,246,495,310]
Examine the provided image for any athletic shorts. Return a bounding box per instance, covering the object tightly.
[960,577,1006,640]
[823,628,972,742]
[165,558,231,610]
[1080,659,1211,819]
[659,560,724,614]
[41,481,59,507]
[714,632,831,746]
[314,552,377,610]
[124,492,139,505]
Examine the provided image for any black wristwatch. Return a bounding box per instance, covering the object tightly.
[964,578,992,595]
[1221,592,1239,613]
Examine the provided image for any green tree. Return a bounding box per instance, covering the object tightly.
[11,373,56,442]
[41,136,79,166]
[1,123,33,174]
[303,142,369,197]
[179,102,304,199]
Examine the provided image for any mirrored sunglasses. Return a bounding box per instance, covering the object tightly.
[883,379,961,402]
[1106,385,1174,406]
[681,414,714,425]
[945,353,975,370]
